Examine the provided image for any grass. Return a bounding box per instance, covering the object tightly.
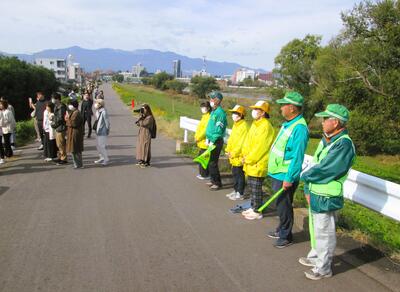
[113,82,400,257]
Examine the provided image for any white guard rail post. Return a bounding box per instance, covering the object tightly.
[180,116,400,222]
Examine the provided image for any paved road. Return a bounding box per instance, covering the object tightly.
[0,84,392,292]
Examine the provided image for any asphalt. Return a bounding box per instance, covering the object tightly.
[0,84,395,292]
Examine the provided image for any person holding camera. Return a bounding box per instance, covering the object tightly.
[135,104,155,168]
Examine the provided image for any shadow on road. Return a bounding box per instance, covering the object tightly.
[0,186,10,196]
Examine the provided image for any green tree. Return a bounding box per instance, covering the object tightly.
[190,76,220,99]
[165,79,187,93]
[0,56,59,121]
[151,72,173,90]
[112,74,124,83]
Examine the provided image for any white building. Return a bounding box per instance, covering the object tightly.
[192,69,211,78]
[132,63,145,77]
[66,54,82,83]
[232,68,256,84]
[34,58,67,80]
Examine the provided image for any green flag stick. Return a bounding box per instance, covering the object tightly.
[193,144,216,169]
[308,205,316,249]
[257,188,284,213]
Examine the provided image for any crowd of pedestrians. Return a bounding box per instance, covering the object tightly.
[194,90,356,280]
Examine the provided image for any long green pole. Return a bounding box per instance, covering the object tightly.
[257,188,284,213]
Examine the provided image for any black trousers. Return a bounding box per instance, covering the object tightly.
[271,177,299,241]
[0,135,5,158]
[208,138,223,187]
[37,120,44,146]
[83,115,92,137]
[232,166,245,195]
[198,148,210,177]
[44,132,58,159]
[43,132,49,158]
[2,133,13,157]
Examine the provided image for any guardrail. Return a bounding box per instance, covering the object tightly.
[180,116,400,222]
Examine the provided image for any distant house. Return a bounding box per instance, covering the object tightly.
[34,58,67,81]
[257,72,275,86]
[231,68,256,84]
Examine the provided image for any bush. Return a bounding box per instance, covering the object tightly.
[151,72,173,90]
[190,76,220,99]
[165,79,187,93]
[15,119,36,146]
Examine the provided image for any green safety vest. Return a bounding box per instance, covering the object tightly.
[309,134,355,197]
[268,117,307,174]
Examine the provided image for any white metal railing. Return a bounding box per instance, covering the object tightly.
[180,116,400,222]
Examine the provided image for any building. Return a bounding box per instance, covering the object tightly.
[34,58,67,80]
[231,68,256,84]
[132,63,145,77]
[173,60,182,78]
[192,69,211,78]
[66,54,82,83]
[257,72,274,86]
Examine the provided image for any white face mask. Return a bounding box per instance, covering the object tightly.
[51,98,56,104]
[251,110,259,120]
[232,113,241,122]
[210,101,215,108]
[201,107,208,114]
[68,105,75,111]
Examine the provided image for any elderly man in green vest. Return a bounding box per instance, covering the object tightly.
[299,104,356,280]
[267,91,309,248]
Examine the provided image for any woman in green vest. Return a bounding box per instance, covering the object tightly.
[299,104,356,280]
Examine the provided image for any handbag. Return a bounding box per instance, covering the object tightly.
[92,119,98,131]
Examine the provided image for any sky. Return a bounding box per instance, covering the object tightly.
[0,0,361,70]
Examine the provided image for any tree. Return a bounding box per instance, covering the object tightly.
[151,72,173,90]
[190,76,220,99]
[165,79,187,93]
[0,56,59,121]
[112,74,124,83]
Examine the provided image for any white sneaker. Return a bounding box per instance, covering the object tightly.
[225,191,236,198]
[102,160,109,166]
[241,208,254,216]
[244,210,263,220]
[11,146,16,150]
[0,159,5,164]
[94,159,104,164]
[37,145,44,150]
[196,174,209,180]
[230,192,244,201]
[44,158,53,162]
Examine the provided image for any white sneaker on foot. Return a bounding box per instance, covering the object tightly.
[244,210,263,220]
[225,191,236,198]
[241,208,254,216]
[230,192,244,201]
[0,159,5,164]
[94,159,104,164]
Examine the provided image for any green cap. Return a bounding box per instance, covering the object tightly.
[315,104,349,122]
[208,91,223,100]
[276,91,304,106]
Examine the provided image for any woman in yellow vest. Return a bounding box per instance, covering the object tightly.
[225,105,249,200]
[194,101,211,179]
[241,101,275,220]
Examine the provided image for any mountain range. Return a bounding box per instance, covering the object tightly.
[2,46,266,76]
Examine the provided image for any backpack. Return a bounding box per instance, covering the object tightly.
[151,118,157,139]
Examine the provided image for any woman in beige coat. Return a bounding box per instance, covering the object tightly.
[135,104,155,168]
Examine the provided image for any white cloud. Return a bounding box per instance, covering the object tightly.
[0,0,360,69]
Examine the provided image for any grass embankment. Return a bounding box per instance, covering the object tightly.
[113,83,400,257]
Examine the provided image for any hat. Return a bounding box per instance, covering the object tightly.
[228,105,246,116]
[69,100,79,108]
[249,100,270,114]
[96,99,105,107]
[208,91,223,100]
[315,104,349,122]
[276,91,304,106]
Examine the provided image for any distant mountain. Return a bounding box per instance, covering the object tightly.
[2,46,265,76]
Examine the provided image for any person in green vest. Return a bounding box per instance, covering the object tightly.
[194,101,211,180]
[299,104,356,280]
[205,91,227,191]
[267,91,309,248]
[225,105,249,200]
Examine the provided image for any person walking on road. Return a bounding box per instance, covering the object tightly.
[135,104,156,168]
[225,105,249,200]
[81,93,93,138]
[241,101,275,220]
[51,93,68,165]
[267,91,309,248]
[194,101,211,180]
[94,99,110,166]
[0,100,16,159]
[66,100,84,169]
[299,104,356,280]
[205,91,227,191]
[31,91,47,150]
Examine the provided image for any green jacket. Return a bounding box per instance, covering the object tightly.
[206,106,227,143]
[301,129,356,213]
